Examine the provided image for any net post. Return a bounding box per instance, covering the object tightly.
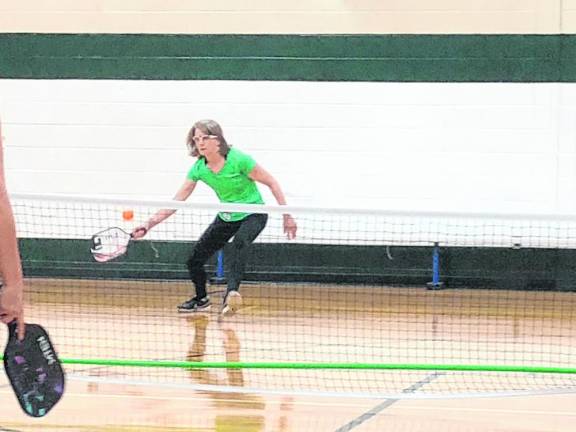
[210,250,227,285]
[426,241,445,290]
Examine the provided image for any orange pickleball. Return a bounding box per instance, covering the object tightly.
[122,210,134,221]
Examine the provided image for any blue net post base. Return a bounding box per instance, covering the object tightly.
[426,280,445,290]
[426,242,445,290]
[210,250,227,285]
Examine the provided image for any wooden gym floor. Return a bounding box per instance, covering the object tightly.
[0,278,574,431]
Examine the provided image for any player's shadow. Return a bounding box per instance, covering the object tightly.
[186,314,259,401]
[185,314,244,388]
[185,315,298,431]
[185,315,266,429]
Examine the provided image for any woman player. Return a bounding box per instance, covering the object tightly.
[132,119,297,316]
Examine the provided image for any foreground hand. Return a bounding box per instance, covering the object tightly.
[283,215,297,240]
[0,282,25,340]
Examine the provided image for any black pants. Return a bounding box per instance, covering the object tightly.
[186,213,268,300]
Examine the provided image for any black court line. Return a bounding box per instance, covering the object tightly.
[333,372,444,432]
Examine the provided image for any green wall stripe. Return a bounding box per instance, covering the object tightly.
[1,33,574,82]
[19,238,576,291]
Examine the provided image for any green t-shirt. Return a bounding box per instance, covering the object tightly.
[187,148,264,221]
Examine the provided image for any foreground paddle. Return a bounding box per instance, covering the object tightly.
[4,321,65,417]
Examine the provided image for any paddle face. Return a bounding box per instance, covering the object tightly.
[90,227,132,262]
[4,322,65,417]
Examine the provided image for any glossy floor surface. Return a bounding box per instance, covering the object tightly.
[0,278,574,431]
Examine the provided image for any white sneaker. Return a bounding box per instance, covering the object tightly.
[221,291,242,317]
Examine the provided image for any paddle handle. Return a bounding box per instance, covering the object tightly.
[7,320,20,340]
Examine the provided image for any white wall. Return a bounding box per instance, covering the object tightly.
[0,0,565,34]
[1,79,575,216]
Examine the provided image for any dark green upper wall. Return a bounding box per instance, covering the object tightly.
[1,33,574,82]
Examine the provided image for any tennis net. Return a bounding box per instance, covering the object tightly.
[8,193,576,399]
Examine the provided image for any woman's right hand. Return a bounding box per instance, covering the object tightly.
[131,226,148,239]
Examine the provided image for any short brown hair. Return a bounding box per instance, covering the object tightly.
[186,119,230,158]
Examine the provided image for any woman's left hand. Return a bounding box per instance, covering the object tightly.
[283,214,297,240]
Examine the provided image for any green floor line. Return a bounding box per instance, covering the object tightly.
[5,357,573,374]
